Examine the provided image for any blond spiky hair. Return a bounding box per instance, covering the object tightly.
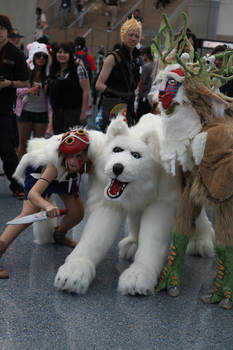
[120,16,142,43]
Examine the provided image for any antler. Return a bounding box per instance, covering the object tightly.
[151,17,175,63]
[210,51,233,82]
[176,12,194,62]
[151,12,194,65]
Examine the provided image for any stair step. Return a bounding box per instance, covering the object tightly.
[37,0,184,55]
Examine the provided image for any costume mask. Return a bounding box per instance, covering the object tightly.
[59,129,89,155]
[158,67,185,110]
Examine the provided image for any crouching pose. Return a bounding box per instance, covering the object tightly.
[0,129,90,279]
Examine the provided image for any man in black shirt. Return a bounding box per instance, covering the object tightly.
[0,14,29,199]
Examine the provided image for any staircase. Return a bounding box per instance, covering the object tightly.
[37,0,185,55]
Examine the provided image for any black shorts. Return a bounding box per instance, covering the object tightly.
[18,110,49,124]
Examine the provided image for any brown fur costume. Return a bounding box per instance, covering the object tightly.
[174,81,233,249]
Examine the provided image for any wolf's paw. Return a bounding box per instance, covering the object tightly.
[118,263,155,296]
[118,236,137,260]
[54,258,95,294]
[187,237,214,257]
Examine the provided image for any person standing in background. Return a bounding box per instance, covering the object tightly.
[106,0,120,29]
[48,42,90,134]
[0,14,29,199]
[96,16,141,131]
[92,45,105,106]
[133,8,143,23]
[155,0,167,10]
[75,36,96,84]
[8,29,24,51]
[34,7,48,41]
[15,42,50,160]
[60,0,72,28]
[75,0,84,28]
[136,46,153,121]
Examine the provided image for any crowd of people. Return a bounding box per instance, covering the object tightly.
[1,10,232,189]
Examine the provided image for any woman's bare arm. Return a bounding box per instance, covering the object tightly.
[28,164,60,217]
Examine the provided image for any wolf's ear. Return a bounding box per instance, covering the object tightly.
[141,131,160,162]
[106,116,129,140]
[141,131,157,148]
[88,130,106,161]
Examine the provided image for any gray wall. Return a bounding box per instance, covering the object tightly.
[188,0,220,40]
[216,0,233,42]
[0,0,36,48]
[167,0,220,41]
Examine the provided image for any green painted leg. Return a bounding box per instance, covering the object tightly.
[202,244,225,304]
[220,246,233,309]
[156,232,189,297]
[202,245,233,309]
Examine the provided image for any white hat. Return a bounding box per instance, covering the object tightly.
[26,42,49,74]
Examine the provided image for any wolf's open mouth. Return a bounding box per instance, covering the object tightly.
[106,179,128,199]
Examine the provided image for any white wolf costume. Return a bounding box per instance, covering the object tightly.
[54,116,214,295]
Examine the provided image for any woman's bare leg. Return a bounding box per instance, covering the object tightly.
[33,123,48,138]
[17,122,32,160]
[53,193,84,248]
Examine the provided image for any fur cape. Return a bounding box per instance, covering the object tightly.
[13,134,65,186]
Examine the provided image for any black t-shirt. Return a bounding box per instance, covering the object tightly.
[0,41,29,116]
[48,65,83,110]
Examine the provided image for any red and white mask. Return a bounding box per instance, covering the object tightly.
[158,66,185,110]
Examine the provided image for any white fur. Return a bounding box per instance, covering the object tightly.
[191,132,207,165]
[54,115,214,296]
[13,134,64,186]
[209,97,226,118]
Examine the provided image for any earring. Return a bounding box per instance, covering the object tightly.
[84,162,87,173]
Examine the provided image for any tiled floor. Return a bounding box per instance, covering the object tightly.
[0,175,233,350]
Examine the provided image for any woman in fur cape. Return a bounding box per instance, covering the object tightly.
[0,129,90,279]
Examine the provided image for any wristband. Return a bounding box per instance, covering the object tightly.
[10,81,15,88]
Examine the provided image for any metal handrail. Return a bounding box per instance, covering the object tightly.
[83,28,93,38]
[67,0,100,29]
[44,0,59,12]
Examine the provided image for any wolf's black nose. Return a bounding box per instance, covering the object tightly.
[113,163,124,176]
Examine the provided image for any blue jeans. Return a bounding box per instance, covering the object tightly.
[61,7,70,27]
[76,9,84,28]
